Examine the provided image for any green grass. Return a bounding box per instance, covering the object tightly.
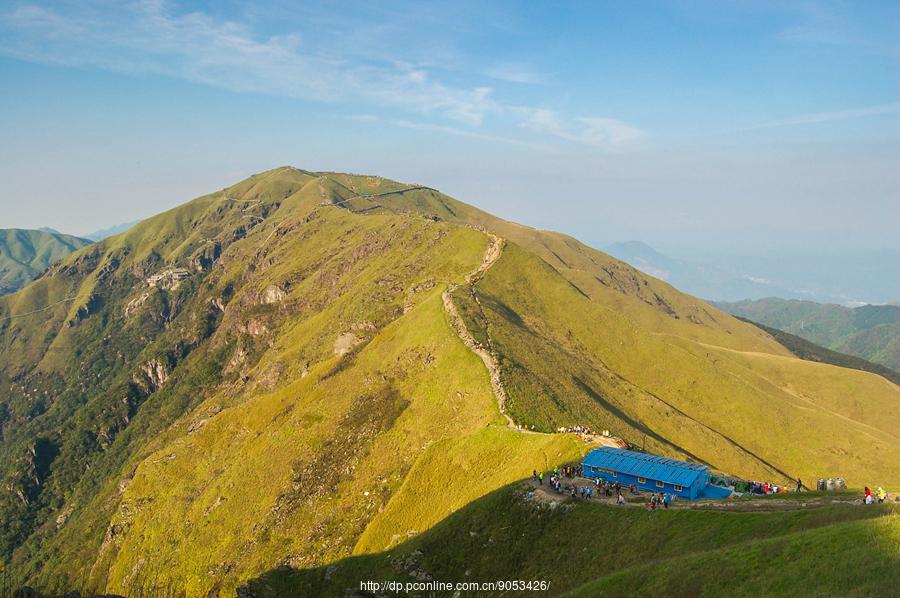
[737,317,900,385]
[1,167,899,597]
[448,241,900,488]
[242,482,899,597]
[571,511,900,597]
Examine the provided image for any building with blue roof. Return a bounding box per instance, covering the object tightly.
[582,447,727,500]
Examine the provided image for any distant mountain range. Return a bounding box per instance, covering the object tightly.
[84,220,140,241]
[714,298,900,372]
[0,228,92,295]
[605,240,900,305]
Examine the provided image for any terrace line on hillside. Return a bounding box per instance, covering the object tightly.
[582,447,732,500]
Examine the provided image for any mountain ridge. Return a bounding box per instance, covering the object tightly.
[1,166,897,595]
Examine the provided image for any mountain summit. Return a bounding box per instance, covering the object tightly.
[1,167,897,595]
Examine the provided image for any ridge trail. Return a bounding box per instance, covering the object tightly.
[441,232,519,428]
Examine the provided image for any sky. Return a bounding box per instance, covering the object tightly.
[0,0,898,258]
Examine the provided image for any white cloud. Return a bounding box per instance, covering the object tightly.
[519,109,645,151]
[0,1,643,146]
[342,114,550,150]
[0,1,498,126]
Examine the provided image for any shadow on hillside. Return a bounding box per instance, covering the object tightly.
[236,480,898,598]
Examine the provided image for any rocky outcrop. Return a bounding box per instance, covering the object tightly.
[191,242,222,272]
[66,293,103,327]
[245,319,269,337]
[333,332,362,356]
[124,291,152,316]
[133,357,170,393]
[261,284,286,305]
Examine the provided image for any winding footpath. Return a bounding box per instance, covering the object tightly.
[441,232,519,428]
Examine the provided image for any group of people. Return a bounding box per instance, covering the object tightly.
[534,467,632,506]
[745,480,790,495]
[864,486,889,505]
[647,491,671,510]
[556,424,594,435]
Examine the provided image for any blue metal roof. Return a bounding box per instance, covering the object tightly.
[583,447,708,487]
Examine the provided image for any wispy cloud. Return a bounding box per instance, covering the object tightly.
[483,62,543,84]
[0,1,643,150]
[0,2,498,126]
[778,1,900,60]
[738,102,900,131]
[519,109,646,151]
[344,114,551,150]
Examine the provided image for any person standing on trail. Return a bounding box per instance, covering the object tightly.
[663,494,670,509]
[796,478,802,492]
[865,486,871,500]
[539,472,544,485]
[617,492,625,505]
[533,469,538,482]
[587,486,593,499]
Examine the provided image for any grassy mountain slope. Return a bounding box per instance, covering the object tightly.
[1,167,898,595]
[716,298,900,371]
[0,229,92,295]
[573,511,899,597]
[737,317,900,385]
[454,245,897,486]
[243,483,900,597]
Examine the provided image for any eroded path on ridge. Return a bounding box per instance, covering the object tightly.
[441,231,518,428]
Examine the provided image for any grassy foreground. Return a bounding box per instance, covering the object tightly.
[244,483,899,597]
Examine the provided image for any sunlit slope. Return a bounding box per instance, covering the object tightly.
[2,167,898,596]
[1,167,584,594]
[334,183,899,485]
[451,242,899,486]
[96,293,569,595]
[91,255,581,594]
[334,182,792,353]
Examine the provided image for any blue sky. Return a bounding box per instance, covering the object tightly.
[0,0,898,256]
